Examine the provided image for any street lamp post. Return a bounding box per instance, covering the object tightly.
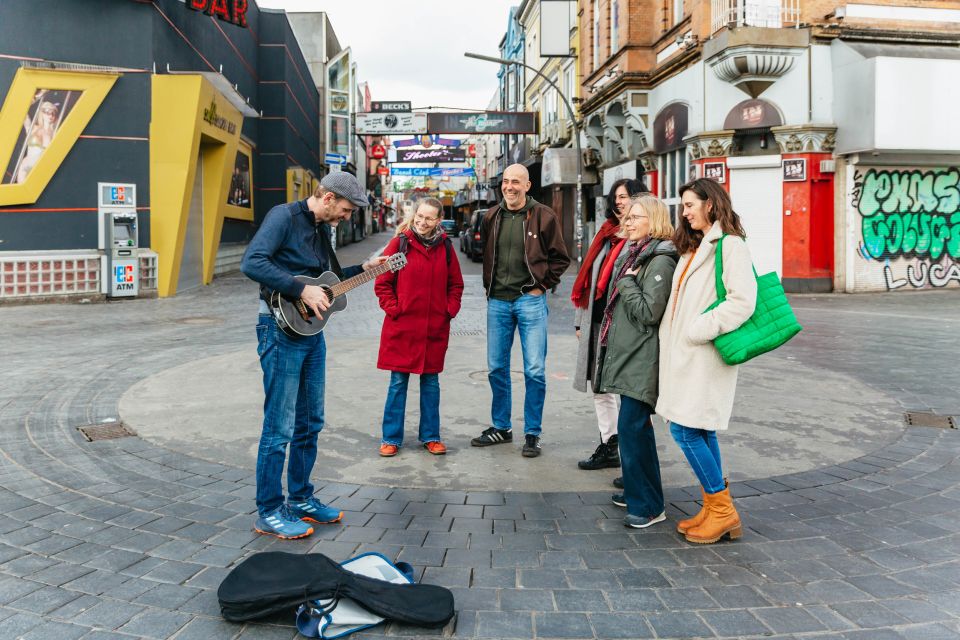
[464,52,584,264]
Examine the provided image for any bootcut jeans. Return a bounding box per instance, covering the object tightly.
[669,421,726,494]
[254,313,325,517]
[617,397,664,517]
[381,371,441,446]
[486,293,548,436]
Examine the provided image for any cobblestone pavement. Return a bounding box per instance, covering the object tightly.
[1,232,959,639]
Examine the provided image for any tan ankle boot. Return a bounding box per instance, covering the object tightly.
[676,489,708,534]
[677,479,727,534]
[684,487,742,544]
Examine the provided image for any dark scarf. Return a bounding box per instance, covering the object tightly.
[411,226,443,249]
[570,219,622,309]
[599,236,654,347]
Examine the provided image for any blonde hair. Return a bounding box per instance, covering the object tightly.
[617,195,674,240]
[395,197,443,237]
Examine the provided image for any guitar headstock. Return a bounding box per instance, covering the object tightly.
[386,252,407,271]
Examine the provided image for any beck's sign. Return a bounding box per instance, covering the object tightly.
[188,0,248,27]
[371,101,411,113]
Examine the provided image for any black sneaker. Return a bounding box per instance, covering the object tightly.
[624,512,666,529]
[577,438,620,470]
[521,434,542,458]
[612,493,627,508]
[471,427,512,447]
[613,476,623,489]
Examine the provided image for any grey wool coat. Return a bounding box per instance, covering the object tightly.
[573,236,617,393]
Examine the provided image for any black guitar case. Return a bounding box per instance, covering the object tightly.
[217,551,455,627]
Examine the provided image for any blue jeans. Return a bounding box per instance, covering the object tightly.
[381,371,441,446]
[618,397,664,517]
[487,293,548,436]
[669,422,725,494]
[255,313,325,517]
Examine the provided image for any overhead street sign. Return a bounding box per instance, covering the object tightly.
[371,101,411,113]
[394,148,467,163]
[324,153,347,165]
[426,111,538,134]
[355,112,427,135]
[390,167,475,177]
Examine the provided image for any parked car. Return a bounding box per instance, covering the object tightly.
[440,219,458,237]
[459,208,487,262]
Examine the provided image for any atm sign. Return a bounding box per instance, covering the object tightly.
[115,265,135,285]
[110,186,126,205]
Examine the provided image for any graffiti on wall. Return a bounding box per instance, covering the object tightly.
[854,168,960,291]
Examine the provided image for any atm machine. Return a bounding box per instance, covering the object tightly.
[98,183,139,298]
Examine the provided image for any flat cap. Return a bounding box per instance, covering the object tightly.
[321,171,368,208]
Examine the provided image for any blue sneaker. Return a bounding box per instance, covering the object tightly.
[288,496,343,524]
[254,504,314,540]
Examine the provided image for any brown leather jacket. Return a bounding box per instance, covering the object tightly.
[481,199,571,297]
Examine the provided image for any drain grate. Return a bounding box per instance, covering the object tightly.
[77,421,137,442]
[904,412,956,429]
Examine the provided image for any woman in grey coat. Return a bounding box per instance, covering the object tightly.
[596,196,677,528]
[570,178,646,472]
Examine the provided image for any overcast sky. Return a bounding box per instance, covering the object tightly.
[258,0,518,110]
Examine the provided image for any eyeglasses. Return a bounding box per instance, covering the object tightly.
[413,214,439,223]
[623,214,648,222]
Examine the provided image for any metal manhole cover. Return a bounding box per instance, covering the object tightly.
[468,370,524,382]
[176,316,224,326]
[77,422,137,441]
[904,412,956,429]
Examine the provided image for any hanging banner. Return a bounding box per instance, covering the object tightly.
[426,111,538,134]
[355,112,427,135]
[394,148,467,163]
[390,167,475,177]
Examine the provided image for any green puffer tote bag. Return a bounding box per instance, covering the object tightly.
[704,235,802,365]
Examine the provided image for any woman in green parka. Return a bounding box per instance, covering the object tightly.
[596,195,678,529]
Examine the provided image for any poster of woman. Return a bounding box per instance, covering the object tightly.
[227,149,251,207]
[4,88,80,184]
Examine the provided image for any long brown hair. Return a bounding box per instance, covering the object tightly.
[673,178,746,255]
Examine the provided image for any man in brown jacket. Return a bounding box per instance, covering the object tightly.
[471,163,570,457]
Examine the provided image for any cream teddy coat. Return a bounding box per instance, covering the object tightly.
[655,221,757,431]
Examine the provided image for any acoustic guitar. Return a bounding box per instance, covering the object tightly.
[268,252,407,337]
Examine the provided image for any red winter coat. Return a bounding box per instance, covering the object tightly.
[375,230,464,374]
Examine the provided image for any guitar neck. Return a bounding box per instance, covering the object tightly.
[330,262,393,297]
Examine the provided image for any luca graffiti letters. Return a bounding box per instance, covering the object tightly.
[856,168,960,291]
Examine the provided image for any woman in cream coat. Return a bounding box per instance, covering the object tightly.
[656,178,757,545]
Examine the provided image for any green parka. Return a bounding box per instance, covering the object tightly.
[596,238,678,406]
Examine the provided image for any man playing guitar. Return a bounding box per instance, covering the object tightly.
[241,172,386,539]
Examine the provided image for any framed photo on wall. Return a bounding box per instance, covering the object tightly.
[224,139,254,221]
[703,161,725,183]
[783,158,807,182]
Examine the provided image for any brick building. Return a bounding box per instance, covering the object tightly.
[579,0,960,293]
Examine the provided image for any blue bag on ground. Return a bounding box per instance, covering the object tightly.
[217,551,454,632]
[295,552,417,638]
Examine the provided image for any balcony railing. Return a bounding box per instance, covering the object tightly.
[711,0,801,34]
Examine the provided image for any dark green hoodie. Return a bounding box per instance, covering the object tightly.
[491,197,537,301]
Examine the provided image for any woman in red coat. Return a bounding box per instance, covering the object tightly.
[375,198,464,457]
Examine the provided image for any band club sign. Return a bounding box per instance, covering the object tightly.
[188,0,249,28]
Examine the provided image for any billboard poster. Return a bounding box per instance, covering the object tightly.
[227,148,251,208]
[390,167,475,177]
[4,89,81,184]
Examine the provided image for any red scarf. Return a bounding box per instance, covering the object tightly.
[594,238,626,302]
[570,219,622,309]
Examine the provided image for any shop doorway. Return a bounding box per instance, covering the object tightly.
[178,149,204,292]
[729,161,782,277]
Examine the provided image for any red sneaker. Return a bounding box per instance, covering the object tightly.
[379,443,398,457]
[424,441,447,455]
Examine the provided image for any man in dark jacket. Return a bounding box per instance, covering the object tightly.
[471,163,570,457]
[241,172,385,540]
